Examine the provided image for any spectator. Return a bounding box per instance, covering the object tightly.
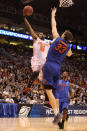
[0,43,86,105]
[5,94,14,103]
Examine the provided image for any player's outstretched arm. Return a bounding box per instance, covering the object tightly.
[51,7,60,40]
[24,17,38,42]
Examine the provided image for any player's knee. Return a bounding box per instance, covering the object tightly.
[42,78,54,89]
[46,89,52,95]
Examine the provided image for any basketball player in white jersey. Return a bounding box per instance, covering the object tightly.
[23,15,50,87]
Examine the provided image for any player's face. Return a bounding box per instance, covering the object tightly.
[63,72,68,80]
[39,33,45,40]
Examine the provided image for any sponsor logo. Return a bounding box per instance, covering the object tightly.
[68,110,87,115]
[46,109,54,115]
[19,106,31,117]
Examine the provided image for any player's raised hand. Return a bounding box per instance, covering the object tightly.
[51,7,57,17]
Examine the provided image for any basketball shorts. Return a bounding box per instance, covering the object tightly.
[59,100,69,113]
[42,62,60,89]
[53,88,59,99]
[31,56,45,72]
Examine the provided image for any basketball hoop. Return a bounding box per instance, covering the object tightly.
[59,0,74,7]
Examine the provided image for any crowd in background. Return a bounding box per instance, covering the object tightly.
[0,43,87,105]
[62,58,87,105]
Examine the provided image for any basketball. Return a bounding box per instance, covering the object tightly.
[23,5,33,16]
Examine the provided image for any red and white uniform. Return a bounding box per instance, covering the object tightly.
[31,38,50,79]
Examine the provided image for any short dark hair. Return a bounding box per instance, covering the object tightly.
[64,30,73,42]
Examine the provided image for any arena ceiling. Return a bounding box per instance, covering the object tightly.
[0,0,87,41]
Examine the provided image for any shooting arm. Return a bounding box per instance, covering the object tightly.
[51,8,60,40]
[24,17,38,41]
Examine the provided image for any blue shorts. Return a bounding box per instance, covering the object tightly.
[53,88,59,99]
[59,100,69,113]
[42,62,60,88]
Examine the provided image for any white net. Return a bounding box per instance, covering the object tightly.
[59,0,74,7]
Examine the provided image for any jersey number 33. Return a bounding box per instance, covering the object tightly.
[55,40,68,54]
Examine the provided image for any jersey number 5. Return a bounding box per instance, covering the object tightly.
[40,44,45,52]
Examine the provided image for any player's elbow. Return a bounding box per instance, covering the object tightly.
[66,49,72,57]
[67,52,72,57]
[67,53,72,57]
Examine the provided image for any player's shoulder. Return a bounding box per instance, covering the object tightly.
[59,79,63,84]
[37,37,41,41]
[54,37,62,41]
[33,37,40,43]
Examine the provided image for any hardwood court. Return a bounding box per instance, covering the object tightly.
[0,117,87,131]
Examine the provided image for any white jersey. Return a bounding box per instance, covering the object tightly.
[31,37,50,72]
